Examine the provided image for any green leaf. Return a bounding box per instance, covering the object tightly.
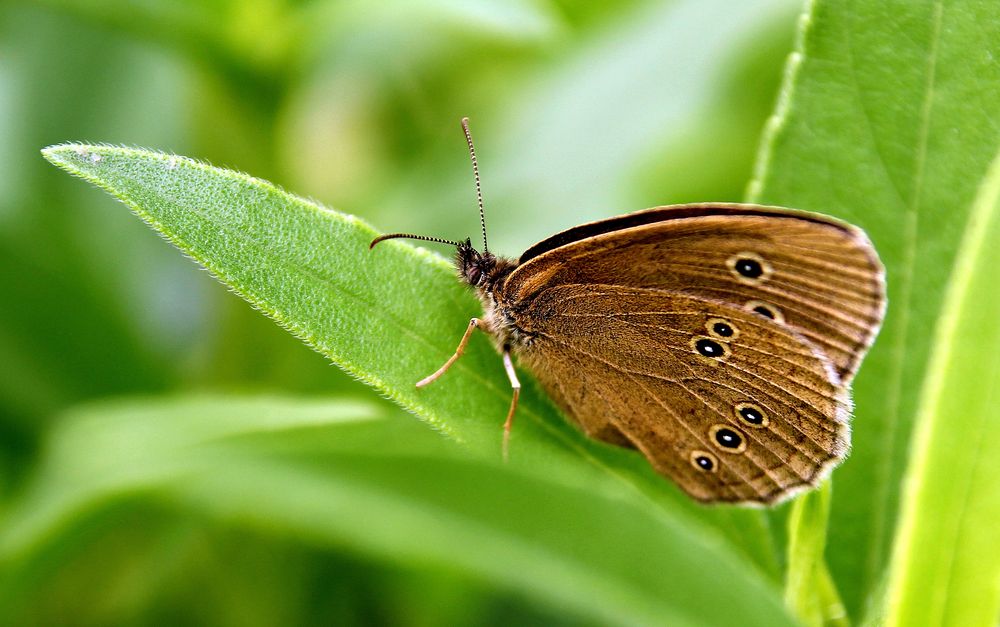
[38,144,519,451]
[0,395,384,560]
[880,146,1000,626]
[0,396,797,627]
[40,143,780,579]
[748,0,1000,617]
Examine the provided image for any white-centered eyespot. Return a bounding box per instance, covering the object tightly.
[735,402,769,429]
[690,450,719,473]
[709,424,747,454]
[727,251,772,284]
[706,317,739,340]
[690,336,731,364]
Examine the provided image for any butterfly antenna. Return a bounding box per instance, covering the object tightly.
[461,117,489,253]
[369,233,462,249]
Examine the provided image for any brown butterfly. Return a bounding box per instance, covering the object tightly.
[371,118,885,505]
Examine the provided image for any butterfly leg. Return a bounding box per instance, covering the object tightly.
[416,318,481,388]
[502,345,520,461]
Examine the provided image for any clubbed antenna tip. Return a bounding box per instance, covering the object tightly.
[461,117,489,253]
[369,233,462,249]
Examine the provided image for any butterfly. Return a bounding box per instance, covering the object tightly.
[371,118,885,505]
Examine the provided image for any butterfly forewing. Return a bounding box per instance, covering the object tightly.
[512,285,849,504]
[507,204,885,384]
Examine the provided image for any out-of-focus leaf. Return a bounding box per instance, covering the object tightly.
[748,0,1000,617]
[492,0,802,242]
[0,396,796,627]
[375,0,802,254]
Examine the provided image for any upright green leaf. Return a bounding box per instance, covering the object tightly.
[748,0,1000,616]
[881,147,1000,627]
[41,144,780,578]
[0,396,797,627]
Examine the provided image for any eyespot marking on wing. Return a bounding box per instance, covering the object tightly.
[706,317,739,339]
[690,450,718,473]
[691,336,730,363]
[744,300,785,323]
[735,402,769,428]
[710,424,747,453]
[727,251,771,284]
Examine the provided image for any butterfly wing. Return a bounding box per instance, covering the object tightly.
[511,284,849,504]
[507,204,885,384]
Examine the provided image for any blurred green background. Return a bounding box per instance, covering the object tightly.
[1,0,803,624]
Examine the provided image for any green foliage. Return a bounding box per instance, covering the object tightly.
[749,1,1000,620]
[0,395,793,626]
[5,0,1000,625]
[881,147,1000,627]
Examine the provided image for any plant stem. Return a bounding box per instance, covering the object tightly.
[785,481,848,626]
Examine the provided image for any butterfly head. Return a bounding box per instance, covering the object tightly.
[369,117,515,292]
[456,238,496,288]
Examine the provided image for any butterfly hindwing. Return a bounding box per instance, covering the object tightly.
[511,284,849,504]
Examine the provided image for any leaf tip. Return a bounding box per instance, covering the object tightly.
[41,143,101,173]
